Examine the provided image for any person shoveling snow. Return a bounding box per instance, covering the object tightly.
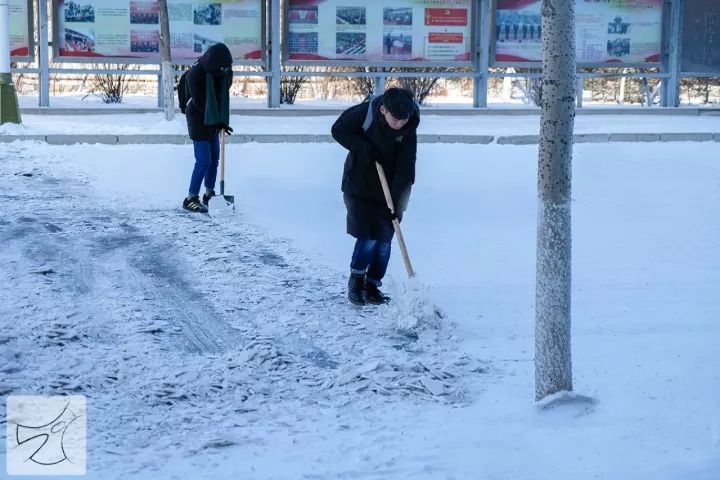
[331,87,419,306]
[331,87,441,330]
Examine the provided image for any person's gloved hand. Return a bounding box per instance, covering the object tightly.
[219,124,233,135]
[385,208,397,222]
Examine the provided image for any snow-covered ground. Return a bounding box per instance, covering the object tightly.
[1,137,719,479]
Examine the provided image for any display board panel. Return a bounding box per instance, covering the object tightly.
[53,0,264,64]
[10,0,34,61]
[494,0,663,66]
[680,0,720,73]
[286,0,474,66]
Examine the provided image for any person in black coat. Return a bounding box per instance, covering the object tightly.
[182,43,234,213]
[331,87,420,305]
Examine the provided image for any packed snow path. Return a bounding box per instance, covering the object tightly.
[0,143,488,476]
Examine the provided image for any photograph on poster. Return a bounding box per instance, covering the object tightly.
[65,28,95,52]
[383,32,412,56]
[496,10,540,43]
[130,1,159,25]
[383,8,412,26]
[130,30,160,53]
[607,38,630,57]
[194,33,219,53]
[65,1,95,23]
[289,31,319,53]
[289,5,319,24]
[336,32,366,55]
[336,7,365,25]
[194,3,222,26]
[608,16,630,34]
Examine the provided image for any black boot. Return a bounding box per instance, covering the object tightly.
[365,282,390,305]
[348,273,367,305]
[202,190,215,206]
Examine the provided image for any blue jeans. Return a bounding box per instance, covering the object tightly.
[351,239,391,286]
[188,134,220,196]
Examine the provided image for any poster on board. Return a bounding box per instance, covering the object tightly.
[10,0,32,59]
[287,0,473,64]
[54,0,263,62]
[680,0,720,73]
[495,0,663,65]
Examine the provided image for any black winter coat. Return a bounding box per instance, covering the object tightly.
[331,96,420,240]
[185,44,233,141]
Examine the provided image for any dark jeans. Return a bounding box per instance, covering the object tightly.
[351,239,391,286]
[188,134,220,196]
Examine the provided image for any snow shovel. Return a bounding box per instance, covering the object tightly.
[375,162,444,330]
[217,129,235,209]
[375,162,415,278]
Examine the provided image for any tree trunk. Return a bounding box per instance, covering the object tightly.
[158,0,175,121]
[535,0,575,402]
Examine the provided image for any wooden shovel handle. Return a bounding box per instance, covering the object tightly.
[375,162,415,278]
[218,129,226,195]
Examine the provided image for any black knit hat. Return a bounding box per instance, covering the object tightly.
[381,87,415,119]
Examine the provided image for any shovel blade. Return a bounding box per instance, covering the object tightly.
[223,195,235,209]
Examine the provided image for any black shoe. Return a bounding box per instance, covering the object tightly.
[348,273,367,305]
[183,196,208,213]
[365,282,390,305]
[202,190,215,206]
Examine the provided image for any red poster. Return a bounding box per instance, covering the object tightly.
[424,8,468,27]
[429,33,463,43]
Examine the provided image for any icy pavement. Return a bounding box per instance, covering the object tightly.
[0,143,488,477]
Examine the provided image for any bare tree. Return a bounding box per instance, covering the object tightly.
[535,0,575,401]
[158,0,174,120]
[347,67,377,100]
[92,64,132,103]
[386,67,455,104]
[280,65,309,104]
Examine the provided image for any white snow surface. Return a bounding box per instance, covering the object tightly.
[0,133,718,479]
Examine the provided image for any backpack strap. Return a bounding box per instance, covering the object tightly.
[362,95,381,133]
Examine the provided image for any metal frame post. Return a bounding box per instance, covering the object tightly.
[576,74,583,108]
[38,0,49,107]
[474,0,490,108]
[663,0,682,107]
[157,70,163,107]
[268,0,281,107]
[374,74,384,94]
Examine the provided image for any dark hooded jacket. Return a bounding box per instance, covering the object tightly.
[331,96,420,240]
[185,43,233,141]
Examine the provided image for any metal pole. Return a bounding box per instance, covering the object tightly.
[576,75,583,108]
[268,0,281,107]
[157,70,163,107]
[663,0,682,107]
[374,73,384,94]
[0,0,21,123]
[474,0,490,108]
[38,0,50,107]
[158,0,175,119]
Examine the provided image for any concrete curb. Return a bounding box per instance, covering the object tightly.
[2,132,720,145]
[418,134,494,144]
[660,132,715,142]
[496,135,539,145]
[45,134,120,145]
[608,133,662,142]
[18,107,720,117]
